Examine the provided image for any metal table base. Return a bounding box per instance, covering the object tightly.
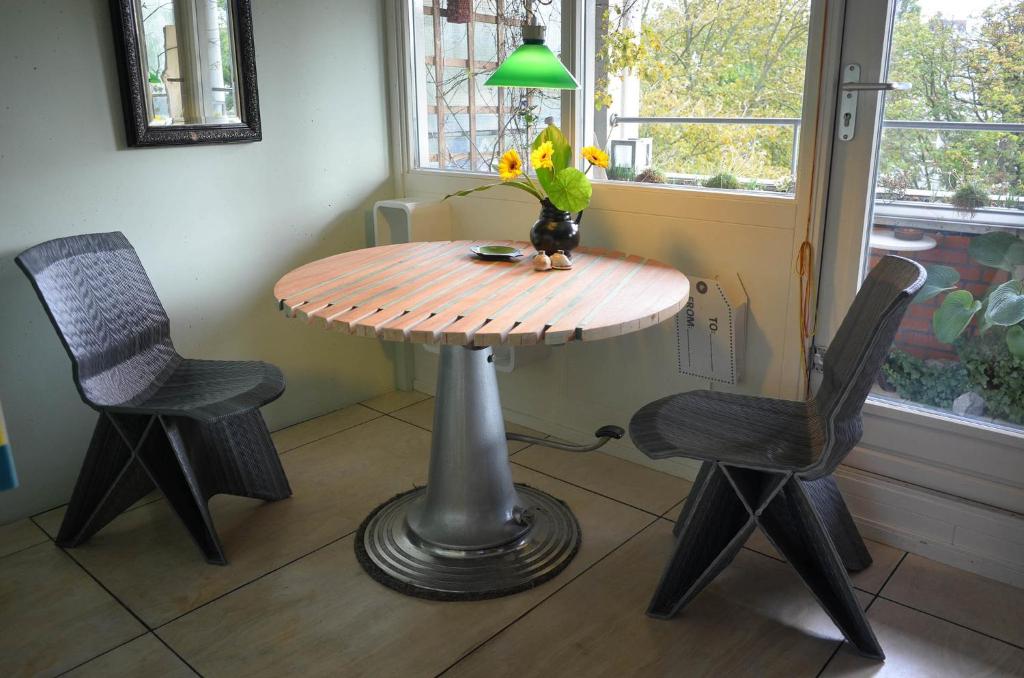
[357,345,581,599]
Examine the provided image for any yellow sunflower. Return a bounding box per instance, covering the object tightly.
[531,141,555,170]
[497,149,523,181]
[581,146,609,169]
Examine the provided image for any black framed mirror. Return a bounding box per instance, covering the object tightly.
[110,0,261,147]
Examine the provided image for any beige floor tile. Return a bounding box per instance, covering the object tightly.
[448,521,871,678]
[0,542,145,678]
[663,498,686,519]
[744,528,904,594]
[880,553,1024,647]
[34,506,67,540]
[157,466,654,678]
[822,598,1024,676]
[45,416,432,628]
[34,492,163,540]
[271,404,381,453]
[513,445,693,515]
[65,634,194,678]
[388,397,437,429]
[390,397,546,453]
[360,390,431,413]
[0,518,49,558]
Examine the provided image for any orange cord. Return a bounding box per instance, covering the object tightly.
[796,1,831,394]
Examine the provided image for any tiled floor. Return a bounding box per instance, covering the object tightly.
[3,392,1022,677]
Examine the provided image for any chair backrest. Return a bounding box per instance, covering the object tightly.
[808,255,925,477]
[16,232,179,409]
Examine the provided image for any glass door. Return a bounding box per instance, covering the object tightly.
[817,0,1024,511]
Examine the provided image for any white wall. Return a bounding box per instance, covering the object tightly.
[0,0,397,522]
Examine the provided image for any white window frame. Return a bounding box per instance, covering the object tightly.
[391,0,830,214]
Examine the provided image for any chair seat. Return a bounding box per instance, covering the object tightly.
[629,390,826,471]
[108,358,285,423]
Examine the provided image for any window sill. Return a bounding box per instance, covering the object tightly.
[403,168,799,230]
[873,201,1024,234]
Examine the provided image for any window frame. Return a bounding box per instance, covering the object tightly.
[392,0,832,217]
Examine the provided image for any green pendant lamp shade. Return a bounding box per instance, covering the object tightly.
[484,26,578,90]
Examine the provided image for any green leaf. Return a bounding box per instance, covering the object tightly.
[443,180,542,202]
[914,264,960,304]
[532,124,573,173]
[535,166,556,195]
[968,232,1024,271]
[933,290,982,343]
[985,279,1024,326]
[977,304,995,334]
[546,168,592,213]
[1007,325,1024,359]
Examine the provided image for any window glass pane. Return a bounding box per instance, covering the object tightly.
[414,0,563,174]
[590,0,811,194]
[866,0,1024,434]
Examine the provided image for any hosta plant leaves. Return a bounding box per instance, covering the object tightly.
[914,264,960,304]
[969,232,1024,271]
[933,290,981,344]
[985,279,1024,326]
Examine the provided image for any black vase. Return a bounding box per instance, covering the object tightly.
[530,198,581,256]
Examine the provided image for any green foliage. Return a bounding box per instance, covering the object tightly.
[933,290,982,343]
[1007,325,1024,359]
[546,168,593,213]
[634,167,667,184]
[702,172,740,190]
[957,329,1024,424]
[877,171,910,201]
[598,0,1022,198]
[532,123,582,211]
[595,2,670,110]
[881,1,1024,204]
[914,264,960,304]
[951,184,990,215]
[968,231,1024,271]
[607,165,636,182]
[986,280,1024,326]
[619,0,811,182]
[442,124,592,212]
[532,124,573,174]
[917,230,1024,356]
[882,349,970,409]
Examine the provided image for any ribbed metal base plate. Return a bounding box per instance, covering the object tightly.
[356,484,581,600]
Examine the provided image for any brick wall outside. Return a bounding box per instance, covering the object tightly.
[867,229,1008,362]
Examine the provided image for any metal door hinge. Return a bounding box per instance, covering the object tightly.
[810,344,827,373]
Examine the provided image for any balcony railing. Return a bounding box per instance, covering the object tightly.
[609,114,1024,186]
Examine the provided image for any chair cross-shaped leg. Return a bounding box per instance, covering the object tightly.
[653,462,884,659]
[57,410,291,565]
[56,413,156,548]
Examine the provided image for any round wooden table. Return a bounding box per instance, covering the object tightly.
[275,240,690,599]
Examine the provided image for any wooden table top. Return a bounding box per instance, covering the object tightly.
[274,241,690,347]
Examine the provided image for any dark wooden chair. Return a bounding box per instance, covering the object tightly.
[17,232,291,565]
[629,255,926,660]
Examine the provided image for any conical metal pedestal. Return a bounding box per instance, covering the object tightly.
[356,345,581,600]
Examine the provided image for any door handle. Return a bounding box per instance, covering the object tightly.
[838,64,911,141]
[842,82,912,91]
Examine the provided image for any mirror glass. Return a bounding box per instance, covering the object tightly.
[136,0,241,126]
